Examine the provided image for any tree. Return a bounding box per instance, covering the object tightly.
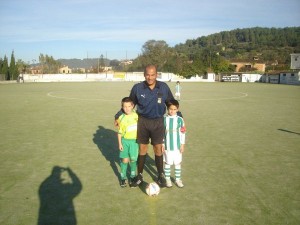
[99,54,105,69]
[1,56,9,80]
[179,62,198,78]
[140,40,171,69]
[0,58,3,80]
[16,59,29,74]
[9,51,19,80]
[213,59,235,73]
[39,54,62,74]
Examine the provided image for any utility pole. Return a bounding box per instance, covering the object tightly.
[105,51,107,79]
[86,51,88,78]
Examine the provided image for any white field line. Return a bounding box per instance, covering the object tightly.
[47,91,248,101]
[183,92,248,101]
[47,91,119,101]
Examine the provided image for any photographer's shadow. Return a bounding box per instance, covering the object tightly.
[38,166,82,225]
[93,125,120,182]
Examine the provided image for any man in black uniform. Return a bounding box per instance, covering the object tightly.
[115,64,177,188]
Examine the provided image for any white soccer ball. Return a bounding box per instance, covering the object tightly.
[146,182,160,196]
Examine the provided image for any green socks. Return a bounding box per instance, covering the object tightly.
[129,161,137,178]
[120,161,137,179]
[120,162,128,180]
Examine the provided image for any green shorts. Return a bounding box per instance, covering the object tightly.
[119,139,138,161]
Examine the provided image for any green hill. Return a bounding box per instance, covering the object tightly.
[174,27,300,65]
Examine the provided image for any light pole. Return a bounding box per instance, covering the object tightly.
[86,52,88,78]
[105,51,107,79]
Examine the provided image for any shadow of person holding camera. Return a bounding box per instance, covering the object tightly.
[38,166,82,225]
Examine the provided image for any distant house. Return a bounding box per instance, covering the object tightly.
[279,72,300,85]
[290,53,300,70]
[59,66,72,74]
[263,54,300,85]
[30,66,42,74]
[263,72,280,84]
[262,72,300,85]
[120,60,133,66]
[230,60,266,73]
[101,66,112,72]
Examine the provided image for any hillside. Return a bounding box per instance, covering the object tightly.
[174,27,300,65]
[58,58,110,69]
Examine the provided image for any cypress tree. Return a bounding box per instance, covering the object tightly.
[9,51,18,80]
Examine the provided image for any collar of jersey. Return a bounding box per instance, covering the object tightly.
[166,115,178,118]
[142,80,161,89]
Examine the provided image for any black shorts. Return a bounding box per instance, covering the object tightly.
[137,116,164,145]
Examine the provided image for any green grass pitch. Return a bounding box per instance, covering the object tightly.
[0,82,299,225]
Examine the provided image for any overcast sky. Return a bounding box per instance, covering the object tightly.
[0,0,299,63]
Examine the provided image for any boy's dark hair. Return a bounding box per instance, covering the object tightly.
[167,99,179,109]
[121,97,134,105]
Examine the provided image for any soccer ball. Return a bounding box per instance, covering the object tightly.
[146,182,160,196]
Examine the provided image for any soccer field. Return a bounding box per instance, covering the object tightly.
[0,82,299,225]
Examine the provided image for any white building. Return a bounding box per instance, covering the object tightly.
[241,74,262,82]
[279,72,300,85]
[59,66,72,74]
[290,53,300,70]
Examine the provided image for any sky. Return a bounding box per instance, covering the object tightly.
[0,0,299,63]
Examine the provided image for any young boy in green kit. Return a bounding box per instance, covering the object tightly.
[117,97,139,187]
[163,99,186,188]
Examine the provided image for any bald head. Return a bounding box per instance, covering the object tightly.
[144,64,157,75]
[144,64,158,88]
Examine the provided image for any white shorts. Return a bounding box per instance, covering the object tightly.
[163,150,182,165]
[175,92,180,97]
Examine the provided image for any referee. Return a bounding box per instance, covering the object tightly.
[115,64,179,188]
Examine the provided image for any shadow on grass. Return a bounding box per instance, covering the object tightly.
[278,128,300,135]
[92,126,158,186]
[38,166,82,225]
[144,153,158,182]
[138,155,160,195]
[93,126,120,183]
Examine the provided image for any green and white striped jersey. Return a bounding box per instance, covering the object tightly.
[164,115,186,151]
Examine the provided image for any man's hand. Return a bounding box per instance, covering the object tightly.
[114,119,119,128]
[180,144,185,153]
